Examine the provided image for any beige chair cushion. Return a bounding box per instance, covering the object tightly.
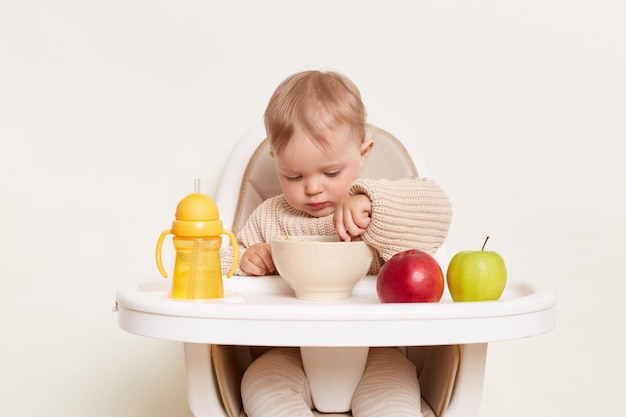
[212,344,245,417]
[418,345,460,417]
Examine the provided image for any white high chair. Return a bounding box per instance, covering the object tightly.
[116,123,556,417]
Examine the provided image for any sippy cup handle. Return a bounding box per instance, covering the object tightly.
[155,229,172,278]
[223,229,239,278]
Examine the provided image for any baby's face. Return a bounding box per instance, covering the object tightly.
[273,123,372,218]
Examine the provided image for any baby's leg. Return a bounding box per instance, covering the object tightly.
[351,347,423,417]
[241,347,314,417]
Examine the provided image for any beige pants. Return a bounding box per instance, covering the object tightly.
[241,347,423,417]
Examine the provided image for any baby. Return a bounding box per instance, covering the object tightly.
[221,70,452,417]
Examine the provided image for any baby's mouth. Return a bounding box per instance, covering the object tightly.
[306,202,329,211]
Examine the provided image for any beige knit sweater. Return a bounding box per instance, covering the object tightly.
[220,176,452,276]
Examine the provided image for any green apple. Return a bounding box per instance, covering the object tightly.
[446,237,507,302]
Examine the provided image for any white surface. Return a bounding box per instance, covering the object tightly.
[116,275,555,346]
[3,2,625,417]
[300,346,369,413]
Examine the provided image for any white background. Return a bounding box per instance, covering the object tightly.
[1,1,624,416]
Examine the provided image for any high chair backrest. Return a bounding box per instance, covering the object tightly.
[215,123,436,238]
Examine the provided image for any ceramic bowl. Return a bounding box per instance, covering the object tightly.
[270,235,374,301]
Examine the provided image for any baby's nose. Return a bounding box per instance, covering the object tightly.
[305,179,323,194]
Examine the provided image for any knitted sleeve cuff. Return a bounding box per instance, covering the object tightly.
[220,246,249,276]
[349,177,453,262]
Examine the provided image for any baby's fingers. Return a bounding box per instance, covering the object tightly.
[241,245,275,275]
[353,210,371,229]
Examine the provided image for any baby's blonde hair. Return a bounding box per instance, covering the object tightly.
[264,70,367,154]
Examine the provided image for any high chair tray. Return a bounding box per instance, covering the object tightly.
[116,275,555,347]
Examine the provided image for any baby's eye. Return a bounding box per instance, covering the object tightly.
[285,175,302,181]
[325,170,341,178]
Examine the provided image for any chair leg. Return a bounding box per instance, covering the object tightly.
[183,343,229,417]
[443,343,488,417]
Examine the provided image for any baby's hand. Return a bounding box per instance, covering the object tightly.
[240,243,275,276]
[334,194,372,242]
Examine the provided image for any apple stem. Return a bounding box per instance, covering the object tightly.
[481,236,490,251]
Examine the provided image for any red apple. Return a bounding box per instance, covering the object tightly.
[376,249,444,303]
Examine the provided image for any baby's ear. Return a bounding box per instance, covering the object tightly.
[360,140,374,163]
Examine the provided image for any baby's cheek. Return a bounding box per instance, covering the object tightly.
[330,180,353,201]
[280,185,298,204]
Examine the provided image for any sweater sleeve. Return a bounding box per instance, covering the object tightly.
[349,177,452,262]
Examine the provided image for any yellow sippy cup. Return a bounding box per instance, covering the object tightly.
[155,180,239,299]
